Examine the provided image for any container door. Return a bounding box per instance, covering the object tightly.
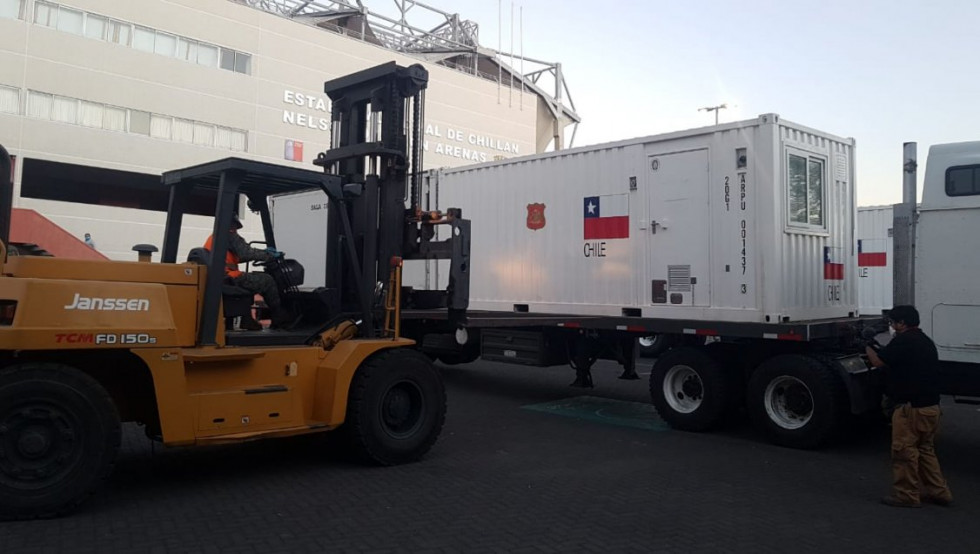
[646,150,711,307]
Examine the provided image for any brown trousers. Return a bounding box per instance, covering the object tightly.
[891,403,953,504]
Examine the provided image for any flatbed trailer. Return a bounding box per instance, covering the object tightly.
[402,308,882,449]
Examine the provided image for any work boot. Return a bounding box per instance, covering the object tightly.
[922,494,954,507]
[240,316,264,331]
[880,495,921,508]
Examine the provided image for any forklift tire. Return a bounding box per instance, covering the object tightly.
[649,347,736,432]
[341,348,447,465]
[746,354,849,449]
[0,363,121,520]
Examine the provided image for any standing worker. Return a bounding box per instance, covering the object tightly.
[865,305,954,508]
[204,214,290,330]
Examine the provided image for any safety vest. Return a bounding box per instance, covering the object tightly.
[203,234,242,278]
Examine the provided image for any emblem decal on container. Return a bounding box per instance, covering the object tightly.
[526,203,546,230]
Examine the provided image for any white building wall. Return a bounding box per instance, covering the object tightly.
[0,0,544,260]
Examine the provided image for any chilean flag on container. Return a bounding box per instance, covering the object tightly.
[583,194,629,240]
[823,246,844,280]
[858,239,887,267]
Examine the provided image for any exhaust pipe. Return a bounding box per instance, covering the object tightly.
[893,142,917,307]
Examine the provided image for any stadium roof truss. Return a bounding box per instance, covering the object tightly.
[234,0,580,148]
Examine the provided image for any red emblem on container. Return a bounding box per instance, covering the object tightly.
[526,203,546,230]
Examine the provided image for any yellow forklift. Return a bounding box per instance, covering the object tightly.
[0,62,469,519]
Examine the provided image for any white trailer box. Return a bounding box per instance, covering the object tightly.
[421,114,858,323]
[856,205,894,316]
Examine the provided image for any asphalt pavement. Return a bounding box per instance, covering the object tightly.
[2,358,979,553]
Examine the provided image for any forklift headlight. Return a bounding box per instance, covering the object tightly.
[0,300,16,326]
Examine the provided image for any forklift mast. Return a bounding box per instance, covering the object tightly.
[315,62,470,336]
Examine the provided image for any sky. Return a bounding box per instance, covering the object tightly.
[373,0,980,206]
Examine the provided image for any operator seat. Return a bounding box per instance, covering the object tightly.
[186,247,254,323]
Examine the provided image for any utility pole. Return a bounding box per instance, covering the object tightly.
[699,103,728,125]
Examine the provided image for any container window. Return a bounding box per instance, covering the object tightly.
[946,165,980,197]
[787,152,825,228]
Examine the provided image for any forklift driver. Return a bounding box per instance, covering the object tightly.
[203,214,289,330]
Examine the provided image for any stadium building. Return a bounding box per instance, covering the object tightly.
[0,0,579,259]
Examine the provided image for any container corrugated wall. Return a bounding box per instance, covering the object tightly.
[775,124,857,321]
[437,143,642,311]
[857,205,894,315]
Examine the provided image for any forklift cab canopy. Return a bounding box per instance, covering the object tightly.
[159,157,341,345]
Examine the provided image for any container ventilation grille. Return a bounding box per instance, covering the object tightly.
[668,265,692,292]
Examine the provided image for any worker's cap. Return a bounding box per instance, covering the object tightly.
[231,214,243,229]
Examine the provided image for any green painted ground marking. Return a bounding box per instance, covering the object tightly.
[522,396,670,432]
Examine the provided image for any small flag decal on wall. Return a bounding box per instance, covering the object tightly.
[823,246,844,280]
[857,239,887,267]
[285,139,304,162]
[583,194,629,240]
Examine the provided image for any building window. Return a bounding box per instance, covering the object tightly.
[0,0,24,20]
[78,100,103,127]
[154,31,177,57]
[28,2,252,74]
[0,85,20,114]
[84,13,107,40]
[55,6,82,34]
[103,105,126,131]
[22,88,247,151]
[234,52,251,74]
[33,1,56,26]
[27,91,53,119]
[51,95,78,124]
[197,43,219,68]
[787,152,825,227]
[173,119,194,143]
[150,114,172,140]
[946,165,980,197]
[108,19,130,46]
[132,25,155,53]
[129,110,151,135]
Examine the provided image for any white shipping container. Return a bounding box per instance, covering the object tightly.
[856,205,894,316]
[269,188,328,291]
[420,114,858,323]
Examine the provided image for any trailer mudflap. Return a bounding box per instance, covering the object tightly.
[834,354,882,415]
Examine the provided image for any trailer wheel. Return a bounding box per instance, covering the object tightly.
[649,347,735,432]
[341,348,446,465]
[0,363,121,520]
[638,334,673,358]
[746,354,848,449]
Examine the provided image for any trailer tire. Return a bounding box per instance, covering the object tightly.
[638,334,673,358]
[649,347,735,432]
[341,348,447,465]
[746,354,848,449]
[0,363,121,520]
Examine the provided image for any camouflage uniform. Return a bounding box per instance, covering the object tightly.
[226,233,281,311]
